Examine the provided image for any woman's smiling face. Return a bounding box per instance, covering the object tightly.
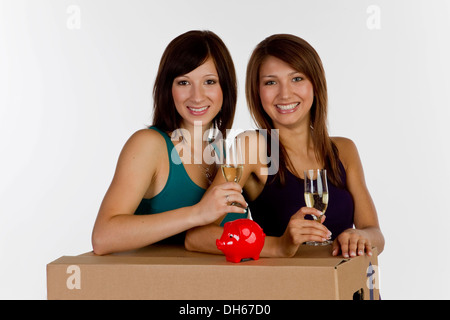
[259,55,314,129]
[172,57,223,129]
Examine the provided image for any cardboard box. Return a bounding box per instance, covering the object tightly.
[47,244,379,300]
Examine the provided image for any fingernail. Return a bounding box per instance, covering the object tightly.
[368,251,373,256]
[343,253,349,258]
[358,250,364,256]
[332,249,338,256]
[350,251,356,257]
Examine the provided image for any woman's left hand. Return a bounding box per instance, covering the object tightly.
[332,228,373,258]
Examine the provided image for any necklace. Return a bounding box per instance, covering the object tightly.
[189,144,217,185]
[175,129,218,185]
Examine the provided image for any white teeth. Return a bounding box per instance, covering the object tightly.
[276,103,299,110]
[188,106,208,112]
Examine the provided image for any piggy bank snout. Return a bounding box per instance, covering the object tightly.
[216,235,235,249]
[216,239,224,249]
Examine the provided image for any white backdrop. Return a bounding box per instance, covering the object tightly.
[1,0,449,299]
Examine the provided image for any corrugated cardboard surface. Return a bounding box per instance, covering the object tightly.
[47,245,379,300]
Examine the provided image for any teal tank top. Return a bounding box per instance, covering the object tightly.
[134,126,206,244]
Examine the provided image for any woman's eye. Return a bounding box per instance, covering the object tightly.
[264,80,276,86]
[205,79,217,85]
[177,80,189,86]
[293,77,303,82]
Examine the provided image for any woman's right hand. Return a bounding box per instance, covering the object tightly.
[277,207,332,257]
[192,182,247,226]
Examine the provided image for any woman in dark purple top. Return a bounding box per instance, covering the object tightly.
[248,161,354,242]
[185,34,384,259]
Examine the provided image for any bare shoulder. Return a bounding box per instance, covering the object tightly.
[237,130,268,152]
[332,136,359,152]
[237,130,269,164]
[236,130,268,198]
[122,128,166,155]
[127,128,166,147]
[237,129,260,141]
[331,137,360,170]
[116,128,168,172]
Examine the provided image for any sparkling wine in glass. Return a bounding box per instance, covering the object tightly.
[221,138,244,208]
[304,169,331,246]
[221,164,243,183]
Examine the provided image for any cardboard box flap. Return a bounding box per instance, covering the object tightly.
[64,244,347,267]
[50,255,347,269]
[51,251,348,268]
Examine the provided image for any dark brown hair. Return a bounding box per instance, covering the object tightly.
[246,34,343,187]
[152,30,237,138]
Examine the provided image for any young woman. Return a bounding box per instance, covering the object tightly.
[185,34,384,258]
[92,30,246,255]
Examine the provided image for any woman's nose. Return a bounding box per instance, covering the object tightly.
[190,84,206,103]
[279,82,293,100]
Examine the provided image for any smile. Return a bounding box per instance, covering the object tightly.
[275,103,299,111]
[187,106,209,115]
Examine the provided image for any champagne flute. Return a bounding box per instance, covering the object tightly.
[221,138,244,208]
[304,169,331,246]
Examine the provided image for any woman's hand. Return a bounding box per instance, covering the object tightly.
[277,207,332,257]
[332,228,373,258]
[191,182,247,226]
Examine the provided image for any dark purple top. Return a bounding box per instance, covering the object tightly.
[247,162,354,240]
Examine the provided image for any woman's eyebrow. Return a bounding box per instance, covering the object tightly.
[261,71,303,78]
[203,73,219,77]
[176,73,218,78]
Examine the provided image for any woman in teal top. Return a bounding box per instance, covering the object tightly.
[92,31,247,254]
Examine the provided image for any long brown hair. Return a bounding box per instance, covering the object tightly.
[246,34,343,187]
[152,30,237,137]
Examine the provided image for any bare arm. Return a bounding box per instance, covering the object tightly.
[92,129,193,254]
[92,130,246,255]
[331,137,385,257]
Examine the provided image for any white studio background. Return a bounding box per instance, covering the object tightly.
[1,0,449,300]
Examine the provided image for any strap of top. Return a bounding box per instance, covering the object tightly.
[147,126,204,191]
[148,126,173,149]
[148,126,182,166]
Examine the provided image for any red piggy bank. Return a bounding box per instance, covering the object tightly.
[216,219,266,263]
